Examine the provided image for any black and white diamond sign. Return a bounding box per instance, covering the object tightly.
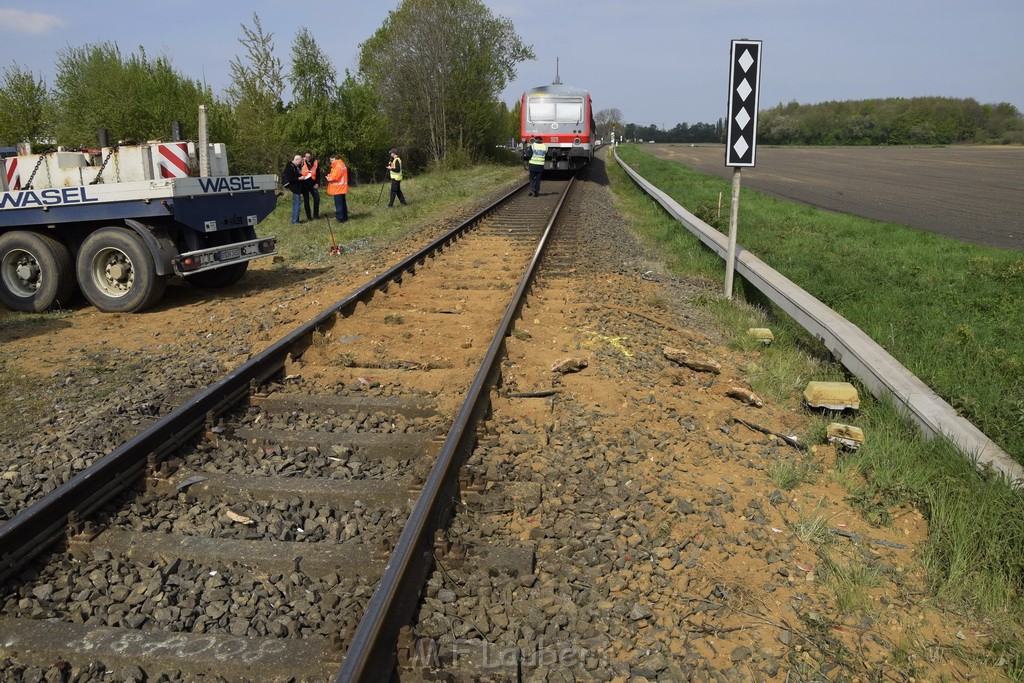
[725,39,762,167]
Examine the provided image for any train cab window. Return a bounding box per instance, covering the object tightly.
[528,99,583,124]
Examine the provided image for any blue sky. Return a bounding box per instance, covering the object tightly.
[1,1,1021,127]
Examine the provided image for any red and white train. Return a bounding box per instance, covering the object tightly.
[520,83,595,171]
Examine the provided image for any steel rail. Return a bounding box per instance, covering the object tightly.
[334,178,576,681]
[0,180,529,583]
[613,148,1024,486]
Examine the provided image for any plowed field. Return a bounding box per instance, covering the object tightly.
[646,144,1024,251]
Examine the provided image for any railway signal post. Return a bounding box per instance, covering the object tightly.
[724,39,762,299]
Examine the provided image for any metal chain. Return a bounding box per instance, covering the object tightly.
[89,143,119,185]
[21,154,46,190]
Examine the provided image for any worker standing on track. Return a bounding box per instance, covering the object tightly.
[526,136,547,197]
[326,153,349,222]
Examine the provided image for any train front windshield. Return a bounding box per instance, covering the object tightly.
[528,98,584,125]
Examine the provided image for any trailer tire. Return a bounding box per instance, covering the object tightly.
[77,227,166,313]
[184,261,249,289]
[0,231,76,312]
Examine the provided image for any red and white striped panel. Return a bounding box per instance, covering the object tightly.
[155,143,190,178]
[4,156,21,191]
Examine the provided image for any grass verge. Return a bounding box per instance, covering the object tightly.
[606,145,1024,677]
[259,164,524,263]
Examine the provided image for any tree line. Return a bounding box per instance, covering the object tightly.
[759,97,1023,146]
[0,0,532,183]
[606,97,1023,146]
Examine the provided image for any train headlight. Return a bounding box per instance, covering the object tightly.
[573,137,581,145]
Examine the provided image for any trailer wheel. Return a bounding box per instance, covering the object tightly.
[184,261,249,289]
[0,231,76,312]
[77,228,166,312]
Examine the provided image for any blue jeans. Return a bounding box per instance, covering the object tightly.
[291,193,302,223]
[334,194,348,221]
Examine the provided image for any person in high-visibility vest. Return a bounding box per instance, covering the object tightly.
[386,148,407,207]
[527,136,547,197]
[300,150,321,219]
[326,153,349,222]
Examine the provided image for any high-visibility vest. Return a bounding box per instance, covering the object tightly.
[529,142,547,166]
[327,159,348,195]
[301,158,318,181]
[389,156,403,181]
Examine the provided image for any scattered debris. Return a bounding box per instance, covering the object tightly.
[803,381,860,411]
[551,357,588,374]
[175,475,207,492]
[225,508,255,526]
[827,422,865,450]
[508,389,560,398]
[662,346,688,364]
[831,528,908,550]
[747,328,775,345]
[663,346,722,374]
[729,417,805,450]
[726,386,764,407]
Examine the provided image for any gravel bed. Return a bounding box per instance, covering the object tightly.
[2,553,373,639]
[0,350,228,523]
[237,406,444,435]
[109,493,405,544]
[183,439,417,481]
[407,157,853,681]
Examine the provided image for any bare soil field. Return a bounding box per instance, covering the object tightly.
[645,144,1024,251]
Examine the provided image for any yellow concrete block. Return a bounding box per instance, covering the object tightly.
[747,328,774,345]
[803,381,860,410]
[827,423,865,451]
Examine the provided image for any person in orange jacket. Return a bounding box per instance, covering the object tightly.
[326,153,349,222]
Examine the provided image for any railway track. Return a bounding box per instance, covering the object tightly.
[2,154,1001,682]
[0,178,575,681]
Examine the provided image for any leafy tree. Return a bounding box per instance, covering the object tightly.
[52,43,215,147]
[285,27,337,154]
[0,63,51,147]
[358,0,534,169]
[594,107,623,139]
[326,71,390,183]
[507,99,522,146]
[226,13,288,174]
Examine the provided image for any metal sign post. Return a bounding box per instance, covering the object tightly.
[724,39,762,299]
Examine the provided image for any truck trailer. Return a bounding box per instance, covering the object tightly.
[0,110,277,313]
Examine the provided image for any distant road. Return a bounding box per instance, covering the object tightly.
[643,144,1024,251]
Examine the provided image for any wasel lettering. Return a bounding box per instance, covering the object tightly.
[197,176,258,193]
[0,186,100,210]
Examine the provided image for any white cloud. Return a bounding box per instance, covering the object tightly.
[0,9,67,35]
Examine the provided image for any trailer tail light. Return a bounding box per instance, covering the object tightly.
[172,237,277,276]
[177,256,201,272]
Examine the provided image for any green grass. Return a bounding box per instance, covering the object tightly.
[615,144,1024,463]
[606,145,1024,674]
[259,164,524,263]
